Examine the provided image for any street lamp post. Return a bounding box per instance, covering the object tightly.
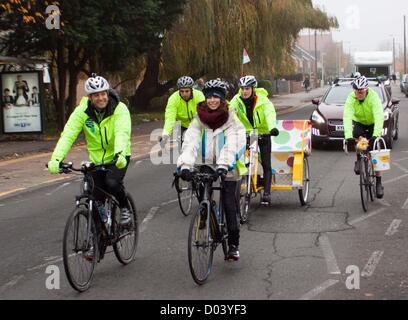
[404,15,407,74]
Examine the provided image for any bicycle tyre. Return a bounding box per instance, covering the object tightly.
[113,193,139,265]
[239,175,251,224]
[360,158,369,212]
[299,157,310,206]
[63,208,97,292]
[367,158,375,202]
[188,203,214,285]
[176,178,194,216]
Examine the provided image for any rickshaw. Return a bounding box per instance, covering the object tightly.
[240,119,312,223]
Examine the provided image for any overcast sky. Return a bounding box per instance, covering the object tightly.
[312,0,407,54]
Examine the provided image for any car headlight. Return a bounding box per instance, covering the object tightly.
[312,111,326,124]
[384,110,390,121]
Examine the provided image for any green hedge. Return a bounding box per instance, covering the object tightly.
[257,80,274,97]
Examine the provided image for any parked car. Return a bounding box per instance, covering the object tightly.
[400,74,408,97]
[311,78,400,149]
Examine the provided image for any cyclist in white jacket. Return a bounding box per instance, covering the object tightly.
[177,79,246,261]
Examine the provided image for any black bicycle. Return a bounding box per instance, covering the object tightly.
[55,161,138,292]
[344,137,377,212]
[184,166,228,285]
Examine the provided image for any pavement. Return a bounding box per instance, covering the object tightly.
[0,86,328,199]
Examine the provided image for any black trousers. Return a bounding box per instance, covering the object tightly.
[258,135,272,194]
[91,156,130,208]
[222,180,240,246]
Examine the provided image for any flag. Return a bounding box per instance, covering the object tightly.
[242,48,251,64]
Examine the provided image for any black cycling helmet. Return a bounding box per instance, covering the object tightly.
[203,79,228,101]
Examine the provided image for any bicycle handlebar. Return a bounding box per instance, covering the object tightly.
[46,161,117,174]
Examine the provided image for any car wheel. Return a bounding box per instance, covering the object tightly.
[385,125,393,150]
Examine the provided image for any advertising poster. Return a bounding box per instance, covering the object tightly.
[1,71,43,133]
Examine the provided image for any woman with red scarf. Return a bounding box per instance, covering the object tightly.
[177,79,246,261]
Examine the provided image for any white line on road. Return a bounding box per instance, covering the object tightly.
[392,162,408,173]
[349,208,386,226]
[393,157,408,162]
[383,174,408,185]
[141,206,160,233]
[0,275,24,292]
[402,197,408,210]
[45,182,70,196]
[299,279,339,300]
[27,257,64,272]
[160,198,180,206]
[361,251,384,277]
[377,199,391,207]
[319,235,341,275]
[385,219,402,236]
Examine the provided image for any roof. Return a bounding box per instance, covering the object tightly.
[354,51,393,66]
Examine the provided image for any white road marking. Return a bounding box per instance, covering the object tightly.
[27,257,64,272]
[299,279,339,300]
[319,235,341,275]
[392,162,408,173]
[383,174,408,185]
[160,198,180,206]
[45,182,70,196]
[402,197,408,209]
[361,251,384,277]
[349,208,386,226]
[377,199,391,207]
[141,207,160,233]
[0,275,24,292]
[394,156,408,162]
[385,219,401,236]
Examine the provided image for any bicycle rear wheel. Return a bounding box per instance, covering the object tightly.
[188,203,214,285]
[176,178,194,216]
[359,158,370,212]
[298,157,310,206]
[63,208,97,292]
[113,193,139,265]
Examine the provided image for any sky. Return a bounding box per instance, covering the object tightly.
[311,0,407,54]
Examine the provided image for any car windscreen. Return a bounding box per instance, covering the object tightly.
[323,85,385,105]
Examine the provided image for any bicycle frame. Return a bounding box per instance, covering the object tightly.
[193,170,226,246]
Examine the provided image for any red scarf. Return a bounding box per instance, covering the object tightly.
[197,102,229,130]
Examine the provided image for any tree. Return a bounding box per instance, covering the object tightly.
[161,0,337,81]
[0,0,184,129]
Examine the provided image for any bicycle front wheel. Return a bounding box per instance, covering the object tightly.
[63,208,97,292]
[176,178,194,216]
[188,203,214,285]
[113,193,139,265]
[239,175,251,224]
[359,158,370,212]
[367,158,375,202]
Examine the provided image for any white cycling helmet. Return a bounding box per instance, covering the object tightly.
[239,75,258,88]
[352,76,368,90]
[177,76,194,89]
[85,74,110,94]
